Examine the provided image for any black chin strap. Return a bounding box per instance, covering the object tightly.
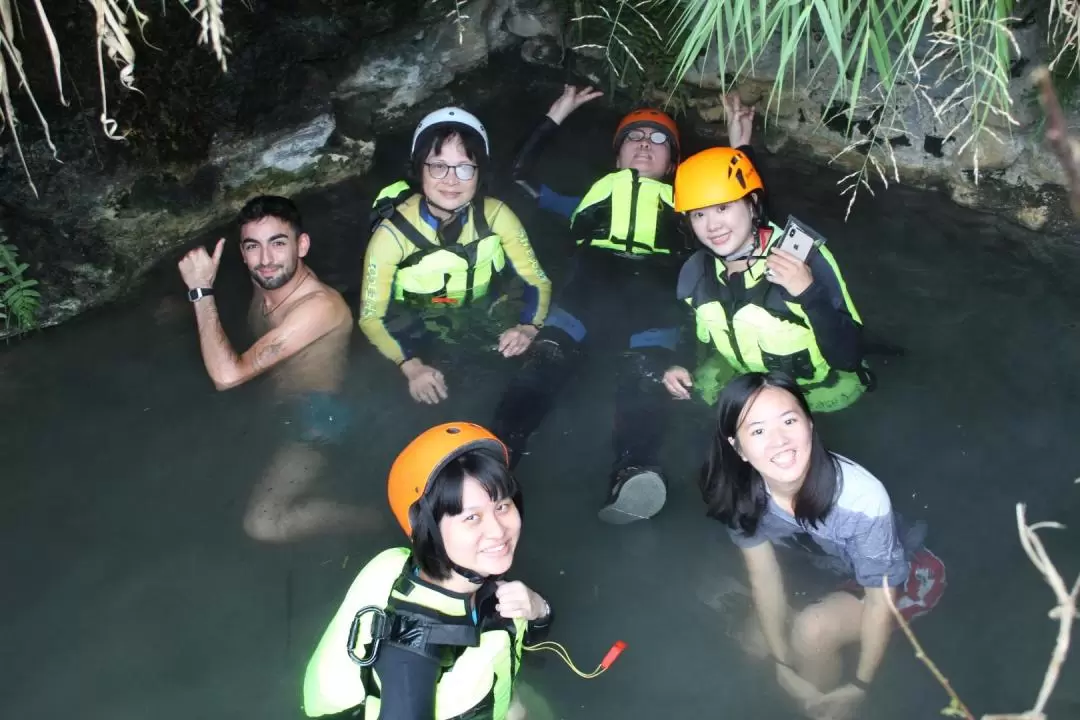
[424,197,470,220]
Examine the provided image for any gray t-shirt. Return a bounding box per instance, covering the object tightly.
[728,454,910,588]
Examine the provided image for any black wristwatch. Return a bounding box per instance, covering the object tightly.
[187,287,214,302]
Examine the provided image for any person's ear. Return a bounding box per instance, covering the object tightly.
[728,435,748,462]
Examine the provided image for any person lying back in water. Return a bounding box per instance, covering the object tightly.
[492,87,756,524]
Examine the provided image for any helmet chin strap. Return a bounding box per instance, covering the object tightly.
[720,239,755,262]
[425,197,470,220]
[450,560,503,586]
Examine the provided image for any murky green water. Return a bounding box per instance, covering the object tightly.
[2,57,1079,719]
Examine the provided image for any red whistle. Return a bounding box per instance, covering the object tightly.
[599,641,627,670]
[431,296,459,305]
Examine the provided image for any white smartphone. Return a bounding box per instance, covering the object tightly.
[774,215,827,263]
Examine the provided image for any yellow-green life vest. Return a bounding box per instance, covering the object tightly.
[570,169,675,256]
[371,183,507,306]
[303,547,526,720]
[678,224,867,412]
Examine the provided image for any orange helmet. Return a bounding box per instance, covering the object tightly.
[387,422,509,536]
[614,108,680,152]
[673,146,764,213]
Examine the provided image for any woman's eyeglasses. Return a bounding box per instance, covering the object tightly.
[425,161,478,181]
[624,129,669,146]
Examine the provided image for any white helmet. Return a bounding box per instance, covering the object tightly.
[410,107,490,156]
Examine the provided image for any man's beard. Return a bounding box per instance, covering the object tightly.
[250,262,296,290]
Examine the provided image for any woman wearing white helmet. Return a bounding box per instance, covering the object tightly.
[359,107,553,405]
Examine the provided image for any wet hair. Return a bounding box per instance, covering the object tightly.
[409,125,489,190]
[236,195,303,236]
[410,448,520,580]
[699,371,839,536]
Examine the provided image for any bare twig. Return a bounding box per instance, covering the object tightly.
[882,575,976,720]
[1031,65,1080,216]
[887,501,1077,720]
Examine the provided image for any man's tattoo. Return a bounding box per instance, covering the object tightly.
[254,338,286,370]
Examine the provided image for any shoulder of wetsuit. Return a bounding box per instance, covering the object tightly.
[377,573,485,661]
[370,182,415,233]
[676,249,712,301]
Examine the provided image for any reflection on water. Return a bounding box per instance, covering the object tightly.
[2,56,1079,719]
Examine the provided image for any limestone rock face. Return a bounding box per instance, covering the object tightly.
[0,0,563,337]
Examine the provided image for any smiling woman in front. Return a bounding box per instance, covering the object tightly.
[701,371,945,720]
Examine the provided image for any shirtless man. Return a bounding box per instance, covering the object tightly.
[178,195,379,542]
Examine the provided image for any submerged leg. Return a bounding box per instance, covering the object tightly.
[597,347,674,524]
[789,591,865,692]
[243,441,383,543]
[490,327,581,469]
[244,393,381,543]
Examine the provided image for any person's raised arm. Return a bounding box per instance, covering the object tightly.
[767,248,864,371]
[513,85,605,219]
[179,239,341,391]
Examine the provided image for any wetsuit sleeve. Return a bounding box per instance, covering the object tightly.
[512,116,584,219]
[489,201,552,326]
[793,253,863,371]
[371,643,440,720]
[358,225,410,365]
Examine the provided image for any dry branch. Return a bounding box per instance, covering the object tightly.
[1031,65,1080,216]
[886,502,1077,720]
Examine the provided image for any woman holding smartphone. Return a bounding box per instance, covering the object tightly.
[662,147,870,413]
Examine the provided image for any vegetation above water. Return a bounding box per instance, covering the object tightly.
[567,0,1080,212]
[0,241,39,333]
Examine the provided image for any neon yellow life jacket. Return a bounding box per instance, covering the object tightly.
[303,547,527,720]
[678,224,867,412]
[371,183,508,306]
[570,169,675,256]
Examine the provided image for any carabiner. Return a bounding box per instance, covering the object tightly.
[346,606,388,667]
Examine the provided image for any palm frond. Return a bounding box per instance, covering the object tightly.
[653,0,1037,215]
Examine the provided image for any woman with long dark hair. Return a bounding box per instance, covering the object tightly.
[702,372,945,720]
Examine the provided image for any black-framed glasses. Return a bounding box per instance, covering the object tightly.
[425,161,477,181]
[625,129,669,146]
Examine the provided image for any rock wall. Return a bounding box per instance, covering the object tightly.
[0,0,562,337]
[3,0,1074,338]
[680,6,1078,235]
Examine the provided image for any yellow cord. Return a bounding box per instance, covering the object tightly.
[523,641,607,679]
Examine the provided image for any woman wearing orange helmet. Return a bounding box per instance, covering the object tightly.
[662,147,871,412]
[492,88,756,524]
[303,423,550,720]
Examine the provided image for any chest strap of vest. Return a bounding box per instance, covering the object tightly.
[391,200,492,306]
[346,601,482,670]
[688,255,808,329]
[580,171,658,256]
